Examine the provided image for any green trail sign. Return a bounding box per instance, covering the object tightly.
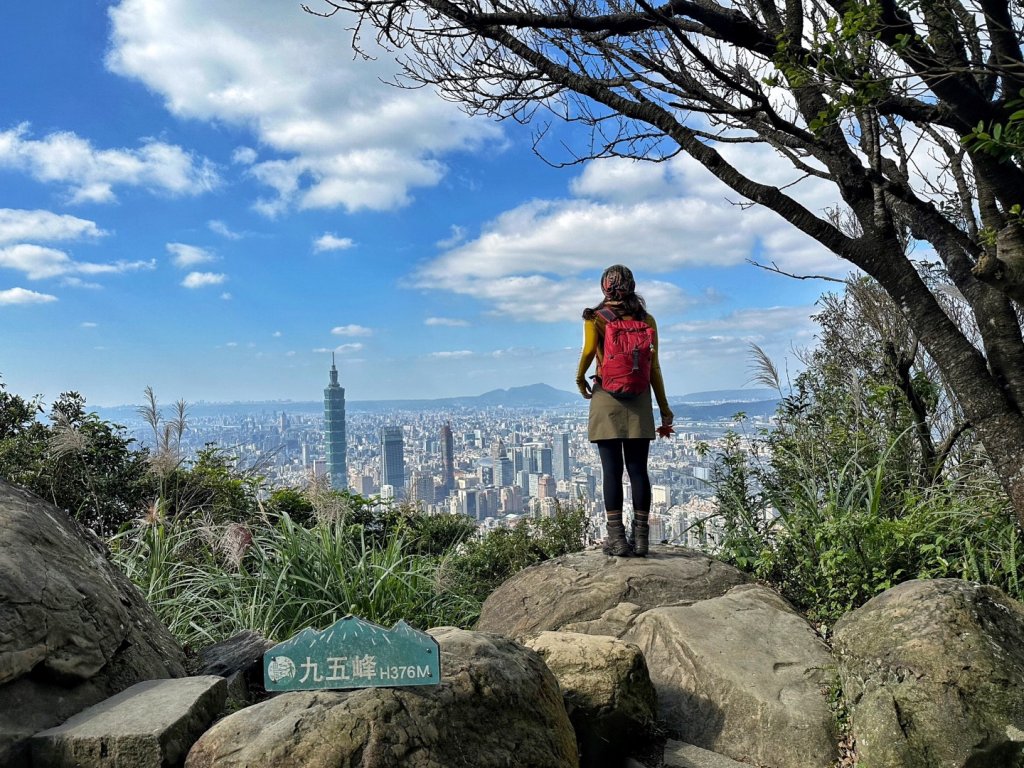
[263,616,441,692]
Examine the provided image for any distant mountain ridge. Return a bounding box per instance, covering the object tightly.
[675,388,779,403]
[93,384,780,422]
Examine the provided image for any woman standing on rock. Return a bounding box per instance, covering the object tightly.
[576,265,674,557]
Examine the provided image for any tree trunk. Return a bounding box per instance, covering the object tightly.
[864,238,1024,525]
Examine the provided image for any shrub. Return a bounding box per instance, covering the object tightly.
[710,433,1021,626]
[110,498,590,647]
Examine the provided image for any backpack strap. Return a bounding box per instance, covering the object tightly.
[593,307,619,381]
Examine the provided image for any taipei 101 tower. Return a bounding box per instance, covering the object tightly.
[324,354,347,490]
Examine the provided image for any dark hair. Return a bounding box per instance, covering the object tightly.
[582,265,647,320]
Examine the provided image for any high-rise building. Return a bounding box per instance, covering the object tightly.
[552,432,572,481]
[490,437,506,465]
[537,447,553,476]
[478,465,493,487]
[538,474,557,498]
[440,422,455,495]
[410,471,435,506]
[380,426,406,497]
[496,457,514,487]
[323,355,347,491]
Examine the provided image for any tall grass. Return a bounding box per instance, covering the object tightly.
[111,511,477,649]
[111,503,589,649]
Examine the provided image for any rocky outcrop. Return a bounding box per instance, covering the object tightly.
[0,479,187,767]
[477,546,748,640]
[479,548,835,767]
[525,631,657,768]
[625,584,837,768]
[833,578,1024,768]
[185,627,578,768]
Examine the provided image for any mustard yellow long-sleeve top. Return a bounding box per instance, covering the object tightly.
[575,313,673,422]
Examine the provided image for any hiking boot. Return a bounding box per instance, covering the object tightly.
[630,519,650,557]
[602,520,632,557]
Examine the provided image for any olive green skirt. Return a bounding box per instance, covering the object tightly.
[588,382,656,441]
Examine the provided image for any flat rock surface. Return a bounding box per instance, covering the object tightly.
[477,546,747,641]
[32,676,226,768]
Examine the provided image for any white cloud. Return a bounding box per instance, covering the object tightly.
[425,317,469,327]
[331,324,372,337]
[0,287,58,305]
[181,271,226,288]
[208,219,243,239]
[0,243,154,280]
[0,209,106,245]
[0,124,218,203]
[167,242,215,268]
[435,225,466,249]
[106,0,500,213]
[491,347,535,358]
[569,157,675,203]
[81,321,98,328]
[415,149,847,321]
[61,277,103,289]
[662,306,818,373]
[429,350,474,359]
[225,341,238,347]
[314,234,355,252]
[670,305,817,337]
[232,147,257,165]
[272,330,282,337]
[220,292,232,300]
[312,343,364,354]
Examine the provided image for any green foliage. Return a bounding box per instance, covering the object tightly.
[962,89,1024,162]
[111,510,474,647]
[111,494,591,647]
[148,444,265,526]
[0,385,152,536]
[706,280,1022,626]
[712,426,1021,626]
[265,486,317,525]
[439,504,591,613]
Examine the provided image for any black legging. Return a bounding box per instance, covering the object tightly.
[596,438,652,512]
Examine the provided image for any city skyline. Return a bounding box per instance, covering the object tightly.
[2,2,842,408]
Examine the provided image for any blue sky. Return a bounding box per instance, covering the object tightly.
[0,0,845,407]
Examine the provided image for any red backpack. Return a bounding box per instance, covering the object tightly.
[596,307,655,398]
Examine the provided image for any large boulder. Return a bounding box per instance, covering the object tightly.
[477,546,747,640]
[833,578,1024,768]
[525,631,657,768]
[185,627,578,768]
[195,630,275,706]
[0,479,187,767]
[624,584,838,768]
